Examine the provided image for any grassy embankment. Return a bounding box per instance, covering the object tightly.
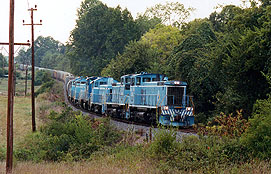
[0,70,270,174]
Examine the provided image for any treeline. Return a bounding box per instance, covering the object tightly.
[102,0,271,122]
[16,36,69,72]
[16,0,271,123]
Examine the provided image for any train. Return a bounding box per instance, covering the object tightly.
[67,72,195,127]
[19,64,195,127]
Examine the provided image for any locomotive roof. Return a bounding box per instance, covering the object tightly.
[121,72,166,78]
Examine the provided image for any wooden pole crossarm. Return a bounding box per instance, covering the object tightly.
[23,24,42,26]
[0,42,30,46]
[28,8,37,12]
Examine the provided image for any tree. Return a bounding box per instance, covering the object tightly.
[16,36,66,69]
[167,21,218,122]
[241,92,271,159]
[210,4,271,118]
[135,15,161,36]
[68,0,141,76]
[140,24,183,73]
[143,1,194,28]
[34,36,65,67]
[101,41,158,80]
[16,48,30,66]
[209,5,244,32]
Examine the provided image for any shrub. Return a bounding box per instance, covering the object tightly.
[241,95,271,159]
[148,128,179,161]
[35,81,55,97]
[197,110,249,138]
[35,70,52,86]
[15,107,121,162]
[147,127,250,173]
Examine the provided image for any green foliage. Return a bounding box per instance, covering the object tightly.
[102,2,271,123]
[16,36,67,70]
[101,41,158,80]
[241,95,271,159]
[35,70,52,86]
[168,21,217,119]
[102,24,183,78]
[135,15,161,36]
[68,1,141,76]
[148,129,178,161]
[143,1,194,28]
[146,129,249,172]
[35,81,55,97]
[141,24,183,74]
[15,107,120,162]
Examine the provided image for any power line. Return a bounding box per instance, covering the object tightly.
[27,0,30,9]
[1,46,9,55]
[26,0,30,15]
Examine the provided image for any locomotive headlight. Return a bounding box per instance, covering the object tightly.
[174,81,180,85]
[186,107,192,111]
[164,106,169,110]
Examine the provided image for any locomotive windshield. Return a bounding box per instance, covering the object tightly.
[167,87,185,106]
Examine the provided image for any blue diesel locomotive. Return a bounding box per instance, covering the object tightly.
[68,72,194,127]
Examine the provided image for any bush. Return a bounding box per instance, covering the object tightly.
[35,81,55,97]
[148,128,179,161]
[197,110,249,138]
[15,107,121,162]
[147,128,250,173]
[241,95,271,159]
[35,70,52,86]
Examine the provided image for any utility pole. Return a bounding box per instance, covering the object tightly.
[1,2,31,172]
[23,5,42,132]
[6,0,14,172]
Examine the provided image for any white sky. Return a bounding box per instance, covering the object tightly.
[0,0,245,56]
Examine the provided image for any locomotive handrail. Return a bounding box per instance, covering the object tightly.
[156,94,160,107]
[159,95,167,107]
[123,94,129,104]
[189,96,195,115]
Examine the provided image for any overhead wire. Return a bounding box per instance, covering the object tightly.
[1,47,9,55]
[15,45,22,55]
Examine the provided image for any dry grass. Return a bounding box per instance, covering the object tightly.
[0,158,159,174]
[0,159,270,174]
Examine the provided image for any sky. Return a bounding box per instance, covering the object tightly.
[0,0,246,56]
